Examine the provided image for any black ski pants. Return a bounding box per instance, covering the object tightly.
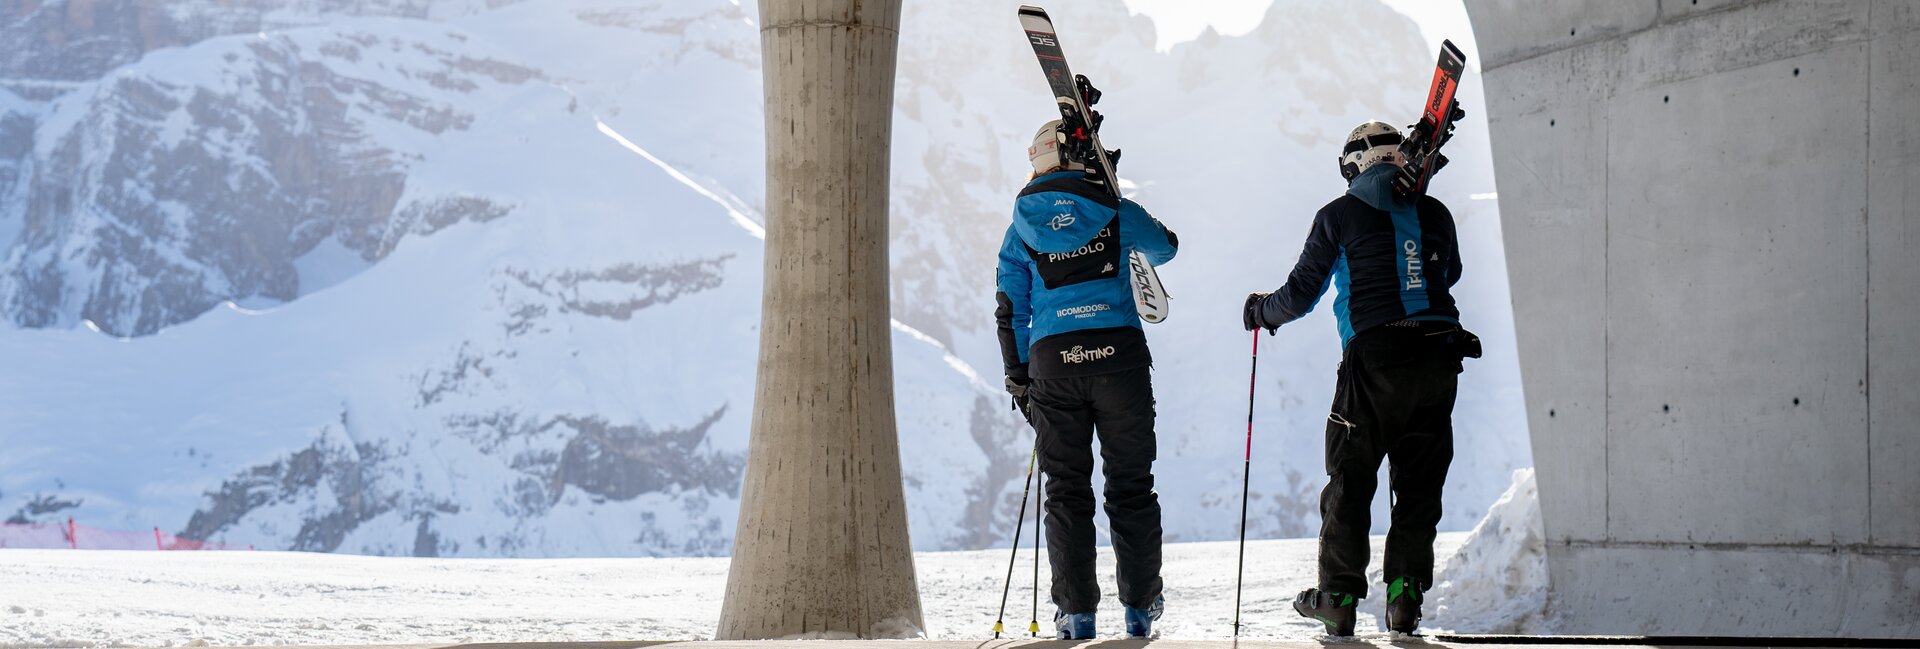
[1317,324,1460,599]
[1030,365,1163,614]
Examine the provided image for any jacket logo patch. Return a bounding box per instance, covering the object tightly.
[1027,218,1119,290]
[1045,228,1111,262]
[1055,303,1111,319]
[1060,345,1117,364]
[1048,213,1076,231]
[1403,238,1425,290]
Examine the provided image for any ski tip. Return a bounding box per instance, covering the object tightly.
[1018,5,1048,16]
[1441,39,1466,61]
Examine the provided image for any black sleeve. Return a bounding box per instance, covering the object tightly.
[1425,197,1463,287]
[995,291,1028,381]
[1258,206,1341,326]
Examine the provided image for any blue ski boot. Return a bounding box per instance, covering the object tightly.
[1053,610,1096,640]
[1124,596,1164,637]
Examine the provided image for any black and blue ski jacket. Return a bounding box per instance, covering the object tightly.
[1254,163,1461,346]
[996,172,1178,380]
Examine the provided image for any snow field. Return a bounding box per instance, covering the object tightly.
[0,463,1547,647]
[0,534,1476,647]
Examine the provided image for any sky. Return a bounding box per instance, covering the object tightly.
[1118,0,1479,65]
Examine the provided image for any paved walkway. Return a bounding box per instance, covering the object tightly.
[201,638,1886,649]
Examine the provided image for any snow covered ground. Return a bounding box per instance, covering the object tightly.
[0,474,1548,646]
[0,534,1457,647]
[0,472,1555,648]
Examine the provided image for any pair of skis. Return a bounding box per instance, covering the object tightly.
[1017,5,1171,324]
[1015,6,1470,290]
[1013,5,1470,638]
[1395,41,1468,199]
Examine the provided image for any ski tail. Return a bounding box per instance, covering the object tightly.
[1395,39,1469,198]
[1421,40,1466,129]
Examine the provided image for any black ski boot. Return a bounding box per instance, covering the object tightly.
[1385,576,1422,634]
[1292,588,1357,637]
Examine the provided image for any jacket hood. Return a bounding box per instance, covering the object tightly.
[1347,163,1412,212]
[1011,172,1120,253]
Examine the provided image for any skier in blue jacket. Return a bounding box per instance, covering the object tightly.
[1244,120,1479,636]
[996,119,1177,639]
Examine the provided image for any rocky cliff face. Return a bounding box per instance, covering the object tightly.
[0,0,517,84]
[1,21,535,336]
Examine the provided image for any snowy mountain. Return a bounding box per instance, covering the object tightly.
[0,0,1528,556]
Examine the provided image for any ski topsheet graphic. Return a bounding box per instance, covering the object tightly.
[1394,39,1468,198]
[1017,5,1170,324]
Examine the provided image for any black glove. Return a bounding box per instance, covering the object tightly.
[1243,292,1277,333]
[1004,374,1033,423]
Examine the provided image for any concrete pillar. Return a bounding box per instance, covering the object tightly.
[715,0,920,640]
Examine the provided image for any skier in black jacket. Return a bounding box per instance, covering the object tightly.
[1243,120,1478,636]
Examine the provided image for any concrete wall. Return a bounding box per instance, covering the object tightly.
[1463,0,1919,636]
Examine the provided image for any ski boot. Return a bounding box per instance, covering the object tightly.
[1054,609,1096,640]
[1123,596,1163,637]
[1292,588,1357,637]
[1384,576,1423,635]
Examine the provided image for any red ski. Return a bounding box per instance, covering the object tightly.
[1394,40,1468,198]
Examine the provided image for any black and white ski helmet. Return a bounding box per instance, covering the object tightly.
[1339,120,1406,180]
[1029,119,1085,174]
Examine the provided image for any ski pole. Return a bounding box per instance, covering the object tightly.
[993,446,1039,638]
[1030,471,1042,636]
[1233,329,1259,637]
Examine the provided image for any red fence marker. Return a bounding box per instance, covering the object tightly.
[0,520,241,551]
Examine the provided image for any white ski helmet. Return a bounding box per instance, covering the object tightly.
[1028,119,1086,174]
[1339,120,1406,180]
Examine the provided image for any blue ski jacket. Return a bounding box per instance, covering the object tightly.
[996,172,1178,380]
[1253,163,1461,346]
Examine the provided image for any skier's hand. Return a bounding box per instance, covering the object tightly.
[1004,375,1034,424]
[1243,292,1278,334]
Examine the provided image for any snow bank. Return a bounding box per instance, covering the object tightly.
[1424,468,1552,634]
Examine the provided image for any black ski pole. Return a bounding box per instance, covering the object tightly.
[1233,329,1260,637]
[993,447,1039,638]
[1030,471,1042,636]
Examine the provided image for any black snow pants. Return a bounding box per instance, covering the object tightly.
[1317,322,1462,599]
[1029,365,1163,614]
